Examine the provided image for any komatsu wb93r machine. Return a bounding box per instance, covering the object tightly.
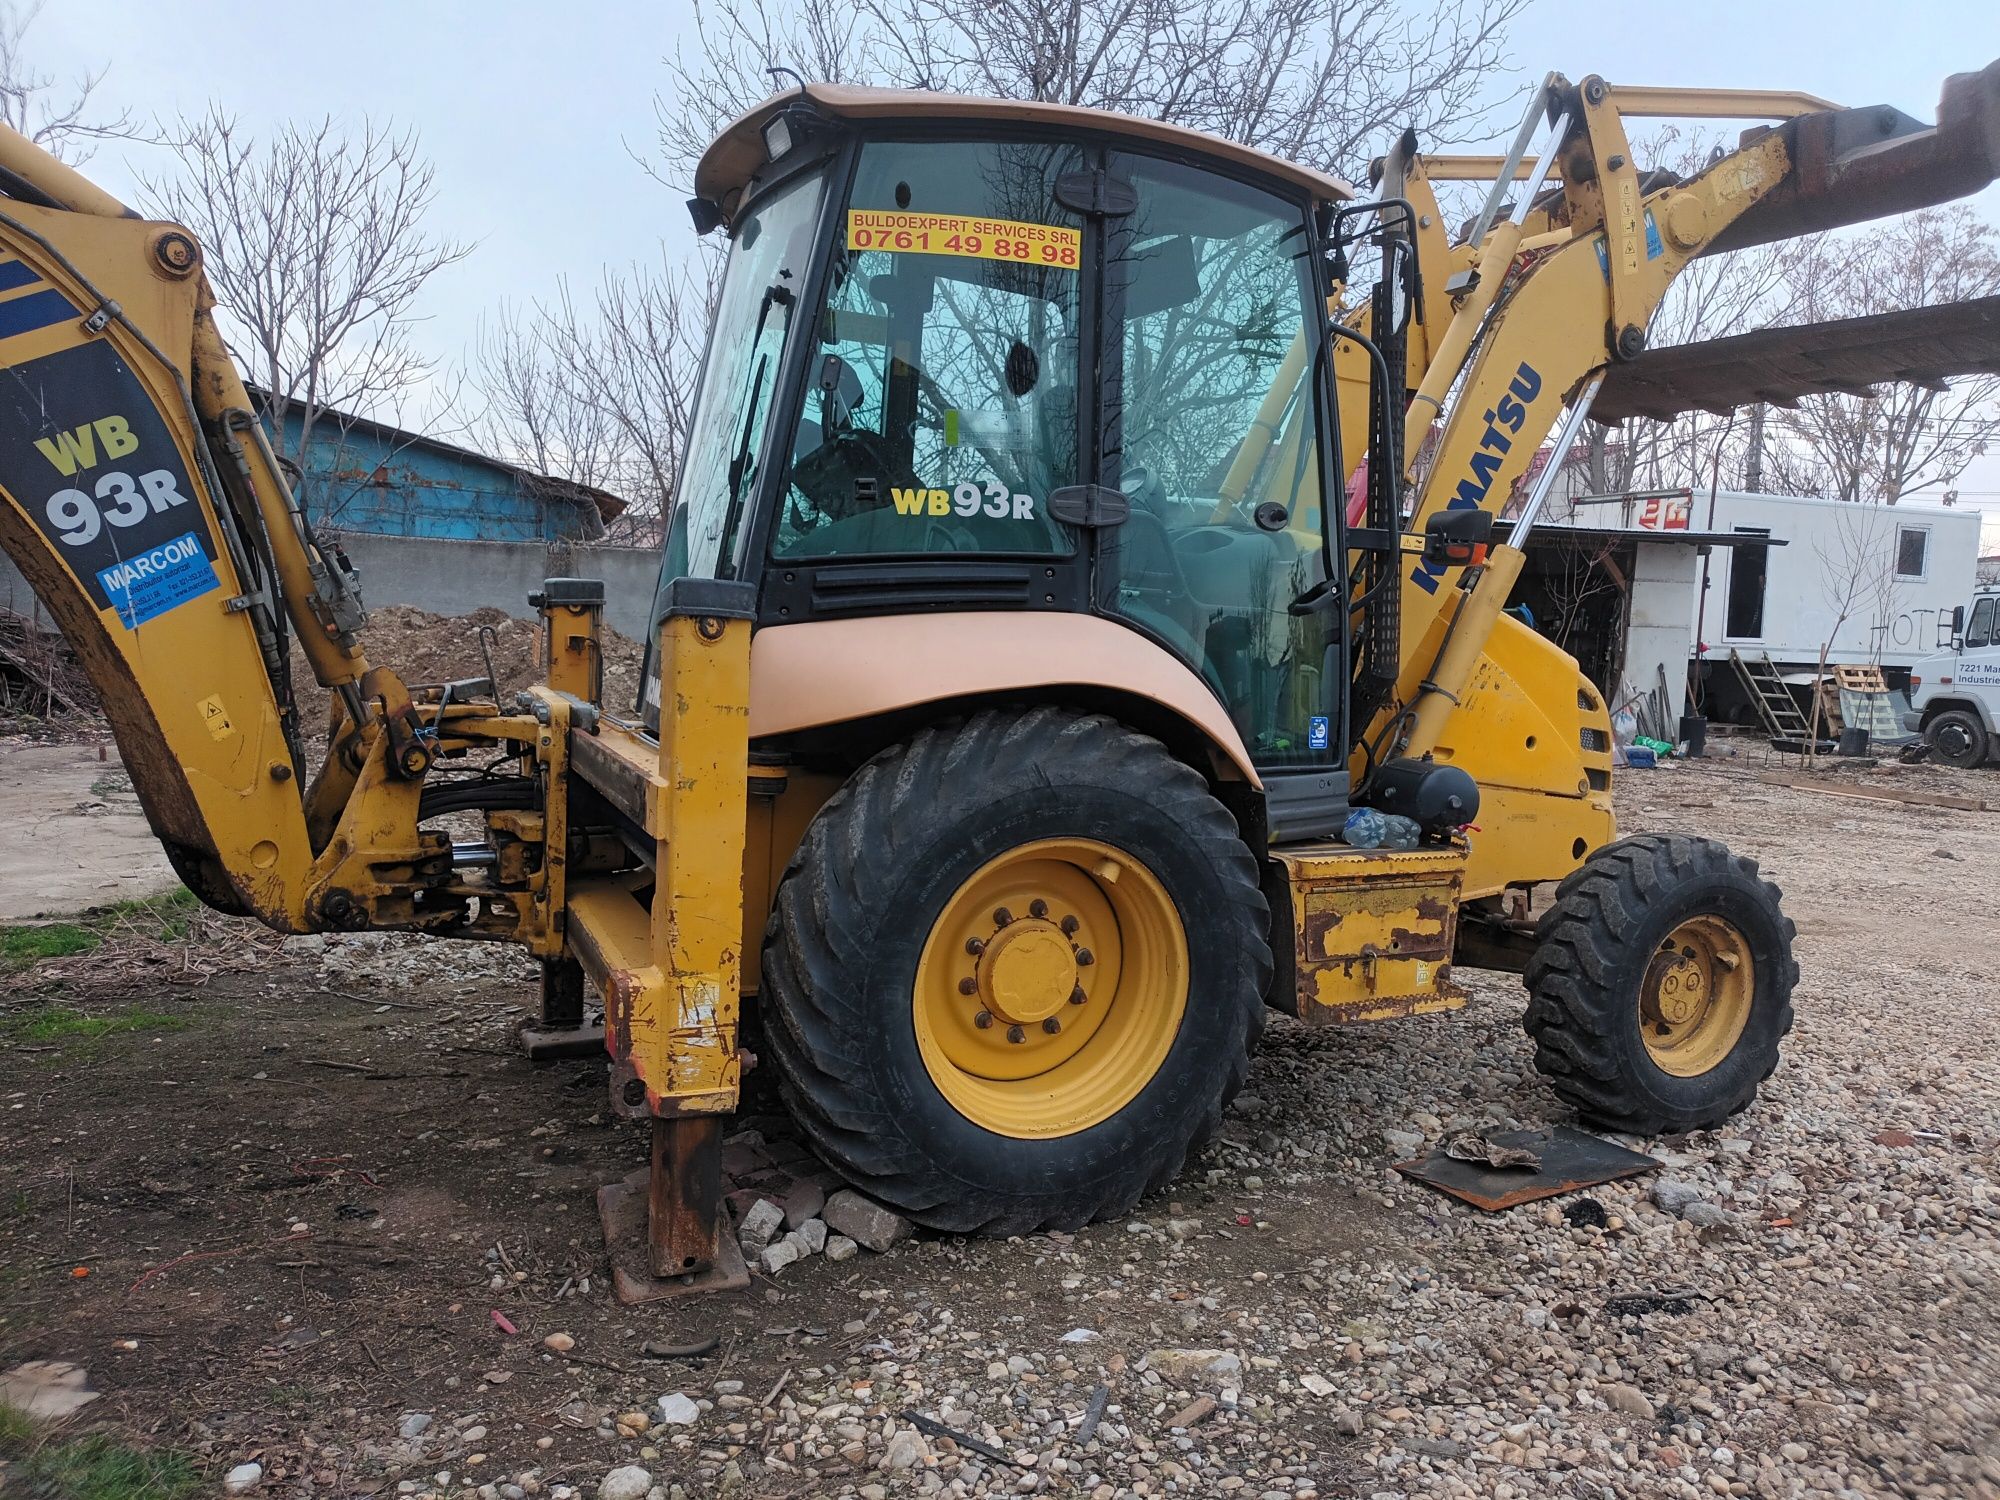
[2,60,1995,1293]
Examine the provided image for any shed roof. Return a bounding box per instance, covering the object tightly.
[251,387,627,523]
[694,84,1356,217]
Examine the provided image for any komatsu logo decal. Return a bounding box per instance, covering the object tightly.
[1409,361,1543,596]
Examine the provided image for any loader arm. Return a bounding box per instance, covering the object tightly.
[0,124,457,930]
[1345,62,2000,816]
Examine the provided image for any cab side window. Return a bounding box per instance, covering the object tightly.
[772,140,1082,560]
[1966,597,1994,649]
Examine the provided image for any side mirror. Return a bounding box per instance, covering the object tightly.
[1952,605,1966,652]
[1421,508,1495,569]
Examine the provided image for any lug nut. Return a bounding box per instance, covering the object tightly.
[965,936,985,956]
[993,906,1013,926]
[1029,898,1048,918]
[958,976,978,995]
[1074,946,1095,967]
[1060,915,1079,935]
[974,1010,994,1029]
[1042,1016,1061,1034]
[1070,984,1087,1005]
[1006,1025,1026,1044]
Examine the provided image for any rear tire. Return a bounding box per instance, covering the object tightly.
[1925,708,1988,769]
[759,706,1269,1235]
[1523,834,1797,1135]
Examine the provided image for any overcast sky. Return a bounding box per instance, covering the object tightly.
[28,0,2000,526]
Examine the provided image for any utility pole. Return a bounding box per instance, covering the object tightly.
[1745,402,1766,492]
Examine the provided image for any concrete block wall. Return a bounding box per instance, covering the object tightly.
[1,534,662,643]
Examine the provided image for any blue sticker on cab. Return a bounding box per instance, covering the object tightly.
[96,530,220,629]
[1308,715,1330,750]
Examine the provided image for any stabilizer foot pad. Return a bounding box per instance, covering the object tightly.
[595,1169,750,1304]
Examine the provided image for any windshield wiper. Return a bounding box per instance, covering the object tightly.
[712,281,793,572]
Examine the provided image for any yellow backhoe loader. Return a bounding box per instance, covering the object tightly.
[2,61,1996,1296]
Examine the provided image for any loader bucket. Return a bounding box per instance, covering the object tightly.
[1707,58,2000,254]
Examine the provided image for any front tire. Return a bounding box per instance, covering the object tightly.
[759,707,1269,1236]
[1523,834,1797,1135]
[1925,708,1988,769]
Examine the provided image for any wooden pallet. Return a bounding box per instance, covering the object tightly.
[1729,649,1812,741]
[1833,663,1889,693]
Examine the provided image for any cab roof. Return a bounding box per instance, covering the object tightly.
[693,84,1356,219]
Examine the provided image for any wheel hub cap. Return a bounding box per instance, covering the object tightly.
[979,921,1077,1026]
[1640,915,1755,1078]
[911,838,1190,1139]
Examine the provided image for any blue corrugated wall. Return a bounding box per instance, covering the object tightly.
[272,410,600,542]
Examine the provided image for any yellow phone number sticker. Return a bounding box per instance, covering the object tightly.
[847,209,1080,270]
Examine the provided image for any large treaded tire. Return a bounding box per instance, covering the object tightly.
[1522,833,1798,1135]
[758,706,1269,1236]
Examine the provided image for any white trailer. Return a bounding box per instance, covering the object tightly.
[1534,488,1980,728]
[1689,491,1978,674]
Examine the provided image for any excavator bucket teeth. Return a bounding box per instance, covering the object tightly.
[1709,58,2000,254]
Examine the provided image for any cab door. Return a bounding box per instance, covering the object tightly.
[1089,151,1348,837]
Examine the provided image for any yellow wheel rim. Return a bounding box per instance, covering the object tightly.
[912,838,1189,1139]
[1640,914,1755,1077]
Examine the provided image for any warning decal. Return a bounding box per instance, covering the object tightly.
[847,209,1079,269]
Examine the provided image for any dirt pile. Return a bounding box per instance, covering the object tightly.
[291,604,646,736]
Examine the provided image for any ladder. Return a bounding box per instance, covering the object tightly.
[1729,650,1813,741]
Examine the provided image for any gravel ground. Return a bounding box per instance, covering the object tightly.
[3,755,1994,1500]
[375,758,2000,1500]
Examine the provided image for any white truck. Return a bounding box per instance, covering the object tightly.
[1906,584,2000,767]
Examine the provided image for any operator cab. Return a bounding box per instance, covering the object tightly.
[646,86,1377,837]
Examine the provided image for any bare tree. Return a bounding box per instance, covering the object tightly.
[1768,207,2000,502]
[655,0,1533,189]
[139,110,473,488]
[1802,502,1900,761]
[474,256,713,546]
[0,0,141,163]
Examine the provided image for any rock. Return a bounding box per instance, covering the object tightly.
[1692,1342,1732,1376]
[542,1333,575,1353]
[1060,1328,1098,1343]
[793,1218,828,1255]
[1332,1408,1365,1437]
[737,1198,786,1250]
[461,1426,488,1443]
[825,1234,859,1263]
[399,1413,434,1440]
[224,1462,264,1492]
[598,1467,652,1500]
[1299,1372,1334,1397]
[656,1392,700,1425]
[1381,1129,1426,1157]
[1602,1382,1655,1420]
[1781,1442,1810,1462]
[823,1189,913,1253]
[1145,1348,1242,1385]
[1167,1396,1217,1429]
[781,1180,826,1228]
[883,1429,927,1470]
[1682,1201,1739,1232]
[0,1361,100,1421]
[1651,1179,1705,1215]
[760,1238,802,1274]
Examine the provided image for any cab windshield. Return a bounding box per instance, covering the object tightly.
[662,165,829,581]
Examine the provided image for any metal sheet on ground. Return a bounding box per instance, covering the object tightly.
[1394,1125,1659,1211]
